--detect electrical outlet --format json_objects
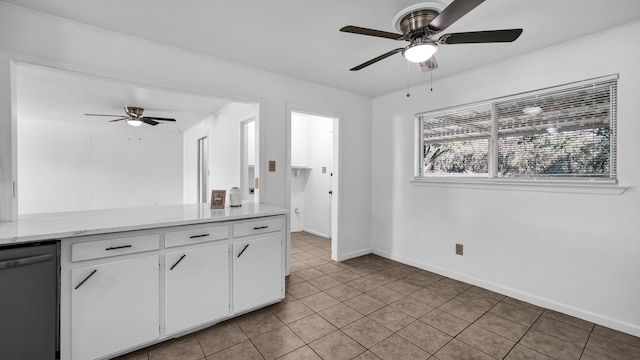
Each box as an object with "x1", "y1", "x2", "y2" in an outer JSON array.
[
  {"x1": 455, "y1": 243, "x2": 463, "y2": 256},
  {"x1": 269, "y1": 160, "x2": 276, "y2": 172}
]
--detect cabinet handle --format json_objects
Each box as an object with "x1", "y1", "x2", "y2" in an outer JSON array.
[
  {"x1": 189, "y1": 234, "x2": 210, "y2": 239},
  {"x1": 253, "y1": 226, "x2": 269, "y2": 230},
  {"x1": 170, "y1": 254, "x2": 186, "y2": 270},
  {"x1": 0, "y1": 254, "x2": 52, "y2": 271},
  {"x1": 105, "y1": 245, "x2": 132, "y2": 251},
  {"x1": 75, "y1": 269, "x2": 97, "y2": 290},
  {"x1": 237, "y1": 244, "x2": 250, "y2": 258}
]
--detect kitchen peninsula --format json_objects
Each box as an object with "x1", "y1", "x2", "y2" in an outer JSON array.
[{"x1": 0, "y1": 203, "x2": 288, "y2": 360}]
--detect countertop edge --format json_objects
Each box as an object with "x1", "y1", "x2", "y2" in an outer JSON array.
[{"x1": 0, "y1": 204, "x2": 288, "y2": 246}]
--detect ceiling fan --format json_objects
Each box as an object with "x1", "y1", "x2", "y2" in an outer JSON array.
[
  {"x1": 340, "y1": 0, "x2": 523, "y2": 72},
  {"x1": 85, "y1": 106, "x2": 177, "y2": 126}
]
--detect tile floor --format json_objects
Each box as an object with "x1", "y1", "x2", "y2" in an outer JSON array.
[{"x1": 116, "y1": 232, "x2": 640, "y2": 360}]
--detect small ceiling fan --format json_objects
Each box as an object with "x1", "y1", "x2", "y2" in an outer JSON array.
[
  {"x1": 340, "y1": 0, "x2": 523, "y2": 72},
  {"x1": 85, "y1": 106, "x2": 177, "y2": 126}
]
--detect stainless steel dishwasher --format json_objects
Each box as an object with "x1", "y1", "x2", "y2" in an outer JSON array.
[{"x1": 0, "y1": 242, "x2": 59, "y2": 360}]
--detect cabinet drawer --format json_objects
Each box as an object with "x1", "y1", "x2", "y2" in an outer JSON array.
[
  {"x1": 165, "y1": 224, "x2": 229, "y2": 248},
  {"x1": 71, "y1": 234, "x2": 160, "y2": 262},
  {"x1": 233, "y1": 217, "x2": 282, "y2": 238}
]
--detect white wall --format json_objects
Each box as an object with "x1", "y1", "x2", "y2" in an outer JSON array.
[
  {"x1": 210, "y1": 102, "x2": 255, "y2": 193},
  {"x1": 183, "y1": 114, "x2": 210, "y2": 204},
  {"x1": 18, "y1": 116, "x2": 182, "y2": 214},
  {"x1": 0, "y1": 5, "x2": 372, "y2": 259},
  {"x1": 290, "y1": 171, "x2": 309, "y2": 232},
  {"x1": 291, "y1": 114, "x2": 310, "y2": 231},
  {"x1": 290, "y1": 113, "x2": 332, "y2": 237},
  {"x1": 183, "y1": 102, "x2": 255, "y2": 204},
  {"x1": 291, "y1": 115, "x2": 310, "y2": 167},
  {"x1": 305, "y1": 116, "x2": 332, "y2": 237},
  {"x1": 371, "y1": 22, "x2": 640, "y2": 336}
]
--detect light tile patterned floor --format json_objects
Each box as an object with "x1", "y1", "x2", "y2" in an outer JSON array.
[{"x1": 116, "y1": 232, "x2": 640, "y2": 360}]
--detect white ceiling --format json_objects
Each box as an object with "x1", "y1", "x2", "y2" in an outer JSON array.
[
  {"x1": 4, "y1": 0, "x2": 640, "y2": 98},
  {"x1": 16, "y1": 64, "x2": 231, "y2": 131}
]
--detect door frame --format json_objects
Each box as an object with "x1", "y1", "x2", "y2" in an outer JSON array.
[
  {"x1": 239, "y1": 117, "x2": 255, "y2": 202},
  {"x1": 285, "y1": 105, "x2": 341, "y2": 262},
  {"x1": 196, "y1": 136, "x2": 209, "y2": 203}
]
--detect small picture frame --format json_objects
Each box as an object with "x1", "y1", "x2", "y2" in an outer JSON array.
[{"x1": 210, "y1": 190, "x2": 226, "y2": 209}]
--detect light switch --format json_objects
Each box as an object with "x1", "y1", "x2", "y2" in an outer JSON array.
[
  {"x1": 269, "y1": 160, "x2": 276, "y2": 172},
  {"x1": 322, "y1": 166, "x2": 327, "y2": 174}
]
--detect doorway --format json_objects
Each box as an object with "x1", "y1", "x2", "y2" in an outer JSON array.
[
  {"x1": 288, "y1": 110, "x2": 339, "y2": 261},
  {"x1": 240, "y1": 119, "x2": 256, "y2": 203}
]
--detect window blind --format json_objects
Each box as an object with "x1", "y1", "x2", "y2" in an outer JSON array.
[{"x1": 416, "y1": 75, "x2": 618, "y2": 179}]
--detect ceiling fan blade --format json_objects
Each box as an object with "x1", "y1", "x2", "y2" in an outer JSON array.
[
  {"x1": 107, "y1": 117, "x2": 129, "y2": 122},
  {"x1": 428, "y1": 0, "x2": 485, "y2": 32},
  {"x1": 142, "y1": 119, "x2": 159, "y2": 126},
  {"x1": 340, "y1": 25, "x2": 404, "y2": 40},
  {"x1": 350, "y1": 48, "x2": 404, "y2": 71},
  {"x1": 420, "y1": 56, "x2": 439, "y2": 72},
  {"x1": 85, "y1": 113, "x2": 126, "y2": 117},
  {"x1": 439, "y1": 29, "x2": 523, "y2": 44},
  {"x1": 142, "y1": 116, "x2": 176, "y2": 122}
]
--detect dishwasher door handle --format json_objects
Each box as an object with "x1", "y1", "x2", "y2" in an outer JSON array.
[{"x1": 0, "y1": 253, "x2": 53, "y2": 271}]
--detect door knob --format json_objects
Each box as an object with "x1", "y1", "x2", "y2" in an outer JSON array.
[{"x1": 328, "y1": 190, "x2": 333, "y2": 195}]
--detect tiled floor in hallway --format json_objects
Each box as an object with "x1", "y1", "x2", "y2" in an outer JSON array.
[{"x1": 116, "y1": 232, "x2": 640, "y2": 360}]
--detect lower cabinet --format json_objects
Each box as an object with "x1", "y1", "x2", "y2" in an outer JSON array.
[
  {"x1": 165, "y1": 244, "x2": 230, "y2": 335},
  {"x1": 233, "y1": 234, "x2": 283, "y2": 313},
  {"x1": 61, "y1": 214, "x2": 285, "y2": 360},
  {"x1": 70, "y1": 255, "x2": 160, "y2": 360}
]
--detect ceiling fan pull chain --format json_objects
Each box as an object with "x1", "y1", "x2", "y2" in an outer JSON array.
[
  {"x1": 406, "y1": 60, "x2": 411, "y2": 98},
  {"x1": 430, "y1": 70, "x2": 433, "y2": 92}
]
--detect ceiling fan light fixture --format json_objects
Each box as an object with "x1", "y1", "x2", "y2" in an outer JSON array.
[
  {"x1": 127, "y1": 119, "x2": 143, "y2": 127},
  {"x1": 403, "y1": 41, "x2": 439, "y2": 63}
]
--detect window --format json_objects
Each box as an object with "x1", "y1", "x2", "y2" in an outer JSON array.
[{"x1": 417, "y1": 75, "x2": 618, "y2": 183}]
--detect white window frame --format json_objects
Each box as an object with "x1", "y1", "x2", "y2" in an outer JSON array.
[{"x1": 412, "y1": 75, "x2": 628, "y2": 195}]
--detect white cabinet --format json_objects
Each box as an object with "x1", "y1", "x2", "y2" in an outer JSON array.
[
  {"x1": 165, "y1": 244, "x2": 230, "y2": 335},
  {"x1": 70, "y1": 255, "x2": 159, "y2": 360},
  {"x1": 233, "y1": 234, "x2": 283, "y2": 313},
  {"x1": 60, "y1": 214, "x2": 285, "y2": 360}
]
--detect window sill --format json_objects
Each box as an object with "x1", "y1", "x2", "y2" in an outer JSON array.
[{"x1": 411, "y1": 177, "x2": 630, "y2": 195}]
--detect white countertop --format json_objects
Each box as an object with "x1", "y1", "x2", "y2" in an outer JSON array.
[{"x1": 0, "y1": 203, "x2": 288, "y2": 246}]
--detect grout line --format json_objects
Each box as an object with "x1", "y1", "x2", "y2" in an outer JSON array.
[
  {"x1": 579, "y1": 329, "x2": 594, "y2": 360},
  {"x1": 121, "y1": 232, "x2": 639, "y2": 360}
]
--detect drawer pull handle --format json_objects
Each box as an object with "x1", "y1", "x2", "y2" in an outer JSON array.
[
  {"x1": 75, "y1": 269, "x2": 97, "y2": 290},
  {"x1": 170, "y1": 254, "x2": 186, "y2": 270},
  {"x1": 0, "y1": 254, "x2": 52, "y2": 271},
  {"x1": 253, "y1": 226, "x2": 269, "y2": 230},
  {"x1": 105, "y1": 245, "x2": 132, "y2": 251},
  {"x1": 189, "y1": 234, "x2": 210, "y2": 239},
  {"x1": 237, "y1": 244, "x2": 250, "y2": 258}
]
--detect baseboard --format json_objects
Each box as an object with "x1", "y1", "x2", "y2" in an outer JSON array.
[
  {"x1": 338, "y1": 247, "x2": 372, "y2": 262},
  {"x1": 302, "y1": 228, "x2": 330, "y2": 239},
  {"x1": 372, "y1": 248, "x2": 640, "y2": 337}
]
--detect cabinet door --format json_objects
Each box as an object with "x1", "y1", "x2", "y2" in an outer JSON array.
[
  {"x1": 71, "y1": 255, "x2": 159, "y2": 360},
  {"x1": 233, "y1": 235, "x2": 282, "y2": 313},
  {"x1": 165, "y1": 244, "x2": 230, "y2": 335}
]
